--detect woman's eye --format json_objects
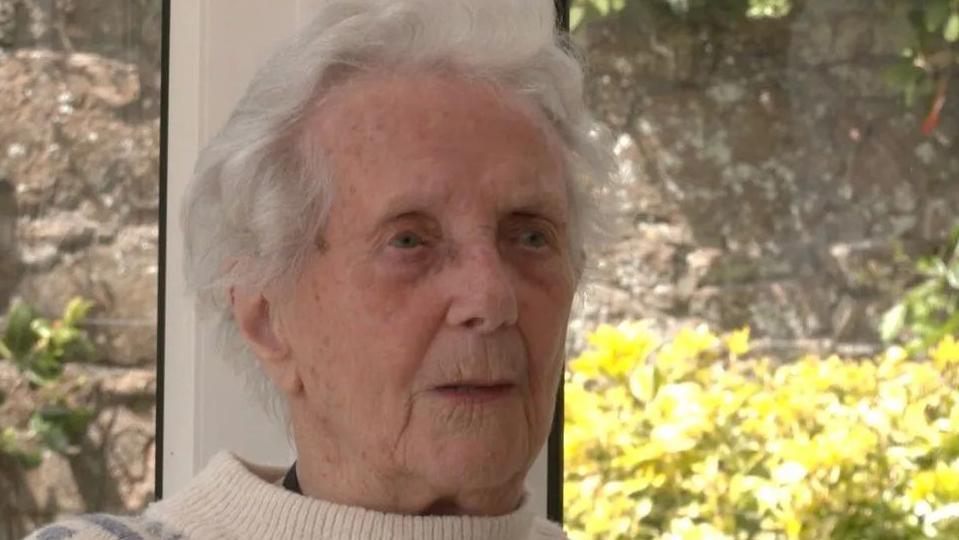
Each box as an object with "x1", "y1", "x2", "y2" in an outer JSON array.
[
  {"x1": 518, "y1": 230, "x2": 549, "y2": 249},
  {"x1": 388, "y1": 232, "x2": 425, "y2": 249}
]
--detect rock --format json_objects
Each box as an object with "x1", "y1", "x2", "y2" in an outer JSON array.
[
  {"x1": 65, "y1": 52, "x2": 140, "y2": 108},
  {"x1": 18, "y1": 243, "x2": 57, "y2": 271},
  {"x1": 93, "y1": 406, "x2": 155, "y2": 510},
  {"x1": 19, "y1": 212, "x2": 97, "y2": 252},
  {"x1": 96, "y1": 368, "x2": 155, "y2": 402}
]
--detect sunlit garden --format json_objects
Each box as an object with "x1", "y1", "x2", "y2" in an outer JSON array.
[
  {"x1": 566, "y1": 325, "x2": 959, "y2": 538},
  {"x1": 564, "y1": 0, "x2": 959, "y2": 537}
]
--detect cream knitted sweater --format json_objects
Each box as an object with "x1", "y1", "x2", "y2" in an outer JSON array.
[{"x1": 26, "y1": 452, "x2": 568, "y2": 540}]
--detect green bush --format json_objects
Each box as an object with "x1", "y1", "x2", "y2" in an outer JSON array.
[
  {"x1": 564, "y1": 322, "x2": 959, "y2": 539},
  {"x1": 881, "y1": 225, "x2": 959, "y2": 353},
  {"x1": 0, "y1": 298, "x2": 96, "y2": 467}
]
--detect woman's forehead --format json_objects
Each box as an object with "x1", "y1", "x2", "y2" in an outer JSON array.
[
  {"x1": 306, "y1": 68, "x2": 564, "y2": 160},
  {"x1": 303, "y1": 69, "x2": 569, "y2": 218}
]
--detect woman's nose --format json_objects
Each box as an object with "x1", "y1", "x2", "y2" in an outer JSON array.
[{"x1": 444, "y1": 244, "x2": 519, "y2": 333}]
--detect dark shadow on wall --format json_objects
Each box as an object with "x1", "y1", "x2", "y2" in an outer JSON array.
[{"x1": 0, "y1": 179, "x2": 20, "y2": 311}]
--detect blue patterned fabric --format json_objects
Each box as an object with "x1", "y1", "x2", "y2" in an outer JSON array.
[
  {"x1": 34, "y1": 526, "x2": 76, "y2": 540},
  {"x1": 83, "y1": 514, "x2": 143, "y2": 540},
  {"x1": 26, "y1": 514, "x2": 185, "y2": 540}
]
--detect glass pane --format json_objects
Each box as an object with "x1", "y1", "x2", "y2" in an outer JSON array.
[
  {"x1": 0, "y1": 1, "x2": 162, "y2": 537},
  {"x1": 565, "y1": 1, "x2": 959, "y2": 538}
]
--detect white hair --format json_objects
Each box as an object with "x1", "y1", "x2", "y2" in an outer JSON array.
[{"x1": 181, "y1": 0, "x2": 618, "y2": 414}]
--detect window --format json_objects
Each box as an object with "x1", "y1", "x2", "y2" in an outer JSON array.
[
  {"x1": 5, "y1": 1, "x2": 955, "y2": 538},
  {"x1": 563, "y1": 1, "x2": 959, "y2": 538},
  {"x1": 0, "y1": 1, "x2": 162, "y2": 537}
]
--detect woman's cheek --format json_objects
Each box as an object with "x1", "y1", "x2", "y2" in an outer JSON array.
[
  {"x1": 376, "y1": 248, "x2": 439, "y2": 283},
  {"x1": 506, "y1": 244, "x2": 574, "y2": 293}
]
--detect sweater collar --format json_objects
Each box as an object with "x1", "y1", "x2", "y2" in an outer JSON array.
[{"x1": 152, "y1": 451, "x2": 538, "y2": 540}]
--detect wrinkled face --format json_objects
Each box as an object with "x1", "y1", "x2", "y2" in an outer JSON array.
[{"x1": 278, "y1": 70, "x2": 575, "y2": 501}]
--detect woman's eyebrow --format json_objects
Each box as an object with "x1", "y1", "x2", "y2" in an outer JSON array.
[
  {"x1": 372, "y1": 194, "x2": 442, "y2": 226},
  {"x1": 506, "y1": 192, "x2": 568, "y2": 222}
]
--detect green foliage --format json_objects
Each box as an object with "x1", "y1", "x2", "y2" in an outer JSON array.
[
  {"x1": 1, "y1": 298, "x2": 95, "y2": 386},
  {"x1": 915, "y1": 0, "x2": 959, "y2": 44},
  {"x1": 0, "y1": 298, "x2": 96, "y2": 468},
  {"x1": 881, "y1": 225, "x2": 959, "y2": 352},
  {"x1": 29, "y1": 404, "x2": 94, "y2": 454},
  {"x1": 565, "y1": 322, "x2": 959, "y2": 539},
  {"x1": 883, "y1": 0, "x2": 959, "y2": 118},
  {"x1": 883, "y1": 60, "x2": 930, "y2": 108},
  {"x1": 745, "y1": 0, "x2": 789, "y2": 19},
  {"x1": 2, "y1": 302, "x2": 40, "y2": 361},
  {"x1": 0, "y1": 428, "x2": 43, "y2": 469},
  {"x1": 570, "y1": 0, "x2": 629, "y2": 32}
]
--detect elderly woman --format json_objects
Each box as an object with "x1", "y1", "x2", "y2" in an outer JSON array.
[{"x1": 29, "y1": 0, "x2": 611, "y2": 538}]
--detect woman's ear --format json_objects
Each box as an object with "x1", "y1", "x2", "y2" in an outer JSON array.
[{"x1": 229, "y1": 284, "x2": 301, "y2": 395}]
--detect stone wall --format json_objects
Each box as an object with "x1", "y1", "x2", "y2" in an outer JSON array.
[
  {"x1": 571, "y1": 0, "x2": 959, "y2": 358},
  {"x1": 0, "y1": 1, "x2": 160, "y2": 537}
]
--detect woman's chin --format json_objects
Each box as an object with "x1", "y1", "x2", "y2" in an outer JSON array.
[
  {"x1": 415, "y1": 429, "x2": 531, "y2": 496},
  {"x1": 416, "y1": 455, "x2": 528, "y2": 516}
]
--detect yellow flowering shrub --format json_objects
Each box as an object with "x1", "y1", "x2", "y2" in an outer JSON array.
[{"x1": 565, "y1": 322, "x2": 959, "y2": 539}]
